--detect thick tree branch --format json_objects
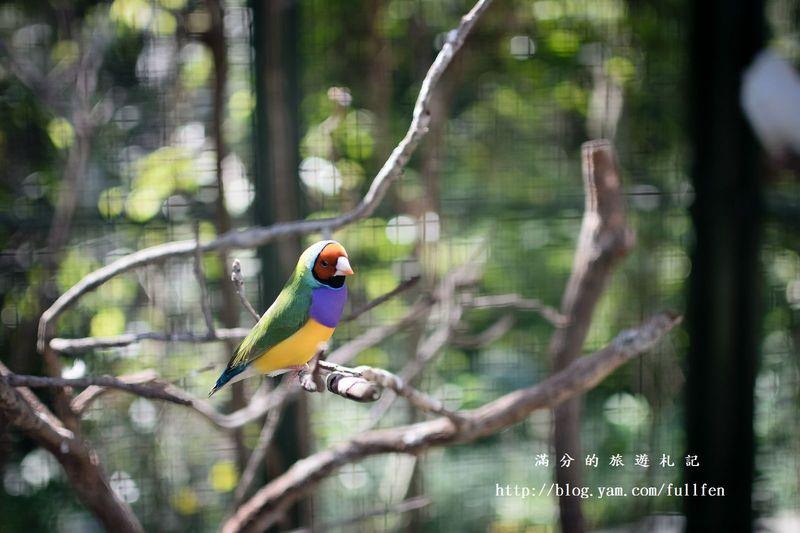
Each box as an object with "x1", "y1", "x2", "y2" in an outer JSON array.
[
  {"x1": 36, "y1": 0, "x2": 495, "y2": 354},
  {"x1": 224, "y1": 312, "x2": 680, "y2": 532},
  {"x1": 0, "y1": 364, "x2": 143, "y2": 532},
  {"x1": 550, "y1": 140, "x2": 634, "y2": 533}
]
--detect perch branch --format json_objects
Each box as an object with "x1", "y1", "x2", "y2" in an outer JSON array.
[
  {"x1": 297, "y1": 350, "x2": 326, "y2": 393},
  {"x1": 52, "y1": 299, "x2": 430, "y2": 431},
  {"x1": 225, "y1": 312, "x2": 680, "y2": 532},
  {"x1": 36, "y1": 0, "x2": 494, "y2": 354}
]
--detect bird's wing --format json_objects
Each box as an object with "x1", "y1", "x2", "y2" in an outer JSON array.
[{"x1": 228, "y1": 283, "x2": 312, "y2": 369}]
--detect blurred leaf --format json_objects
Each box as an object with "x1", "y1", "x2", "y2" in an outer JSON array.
[
  {"x1": 90, "y1": 307, "x2": 126, "y2": 337},
  {"x1": 180, "y1": 44, "x2": 212, "y2": 89},
  {"x1": 208, "y1": 461, "x2": 238, "y2": 493},
  {"x1": 46, "y1": 117, "x2": 74, "y2": 150},
  {"x1": 98, "y1": 187, "x2": 126, "y2": 218},
  {"x1": 547, "y1": 29, "x2": 580, "y2": 57},
  {"x1": 171, "y1": 486, "x2": 199, "y2": 515}
]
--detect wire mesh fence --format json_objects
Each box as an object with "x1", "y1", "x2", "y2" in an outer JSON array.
[{"x1": 0, "y1": 0, "x2": 798, "y2": 531}]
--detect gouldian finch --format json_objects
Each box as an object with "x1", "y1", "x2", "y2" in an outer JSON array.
[{"x1": 209, "y1": 240, "x2": 354, "y2": 396}]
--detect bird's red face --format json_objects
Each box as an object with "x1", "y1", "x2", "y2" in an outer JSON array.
[{"x1": 313, "y1": 243, "x2": 354, "y2": 283}]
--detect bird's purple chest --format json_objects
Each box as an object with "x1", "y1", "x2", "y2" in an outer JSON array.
[{"x1": 309, "y1": 286, "x2": 348, "y2": 328}]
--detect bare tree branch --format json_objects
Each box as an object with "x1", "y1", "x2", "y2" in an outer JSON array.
[
  {"x1": 550, "y1": 140, "x2": 634, "y2": 533},
  {"x1": 286, "y1": 496, "x2": 431, "y2": 533},
  {"x1": 50, "y1": 328, "x2": 251, "y2": 354},
  {"x1": 0, "y1": 364, "x2": 143, "y2": 532},
  {"x1": 36, "y1": 0, "x2": 495, "y2": 354},
  {"x1": 50, "y1": 297, "x2": 434, "y2": 431},
  {"x1": 6, "y1": 373, "x2": 194, "y2": 407},
  {"x1": 224, "y1": 312, "x2": 680, "y2": 532},
  {"x1": 71, "y1": 369, "x2": 161, "y2": 415}
]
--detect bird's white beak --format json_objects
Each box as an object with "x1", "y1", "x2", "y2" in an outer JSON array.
[{"x1": 335, "y1": 256, "x2": 354, "y2": 276}]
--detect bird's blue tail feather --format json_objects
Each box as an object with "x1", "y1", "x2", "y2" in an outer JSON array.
[{"x1": 208, "y1": 364, "x2": 248, "y2": 397}]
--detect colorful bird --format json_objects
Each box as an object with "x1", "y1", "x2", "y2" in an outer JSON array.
[{"x1": 209, "y1": 240, "x2": 354, "y2": 397}]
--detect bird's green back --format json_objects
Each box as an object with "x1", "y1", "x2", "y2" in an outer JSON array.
[{"x1": 229, "y1": 267, "x2": 313, "y2": 368}]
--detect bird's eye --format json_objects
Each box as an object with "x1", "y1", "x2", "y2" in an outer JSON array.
[{"x1": 320, "y1": 260, "x2": 329, "y2": 267}]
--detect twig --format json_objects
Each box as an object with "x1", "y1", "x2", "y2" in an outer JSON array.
[
  {"x1": 231, "y1": 259, "x2": 261, "y2": 322},
  {"x1": 234, "y1": 381, "x2": 293, "y2": 503},
  {"x1": 6, "y1": 374, "x2": 193, "y2": 407},
  {"x1": 285, "y1": 496, "x2": 431, "y2": 533},
  {"x1": 224, "y1": 312, "x2": 681, "y2": 532},
  {"x1": 299, "y1": 358, "x2": 381, "y2": 402},
  {"x1": 451, "y1": 314, "x2": 516, "y2": 349},
  {"x1": 467, "y1": 293, "x2": 566, "y2": 327},
  {"x1": 342, "y1": 275, "x2": 421, "y2": 322},
  {"x1": 195, "y1": 222, "x2": 216, "y2": 337}
]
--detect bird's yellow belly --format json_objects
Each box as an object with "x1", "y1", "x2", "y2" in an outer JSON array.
[{"x1": 253, "y1": 319, "x2": 334, "y2": 374}]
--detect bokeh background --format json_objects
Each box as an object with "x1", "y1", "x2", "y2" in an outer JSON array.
[{"x1": 0, "y1": 0, "x2": 798, "y2": 531}]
